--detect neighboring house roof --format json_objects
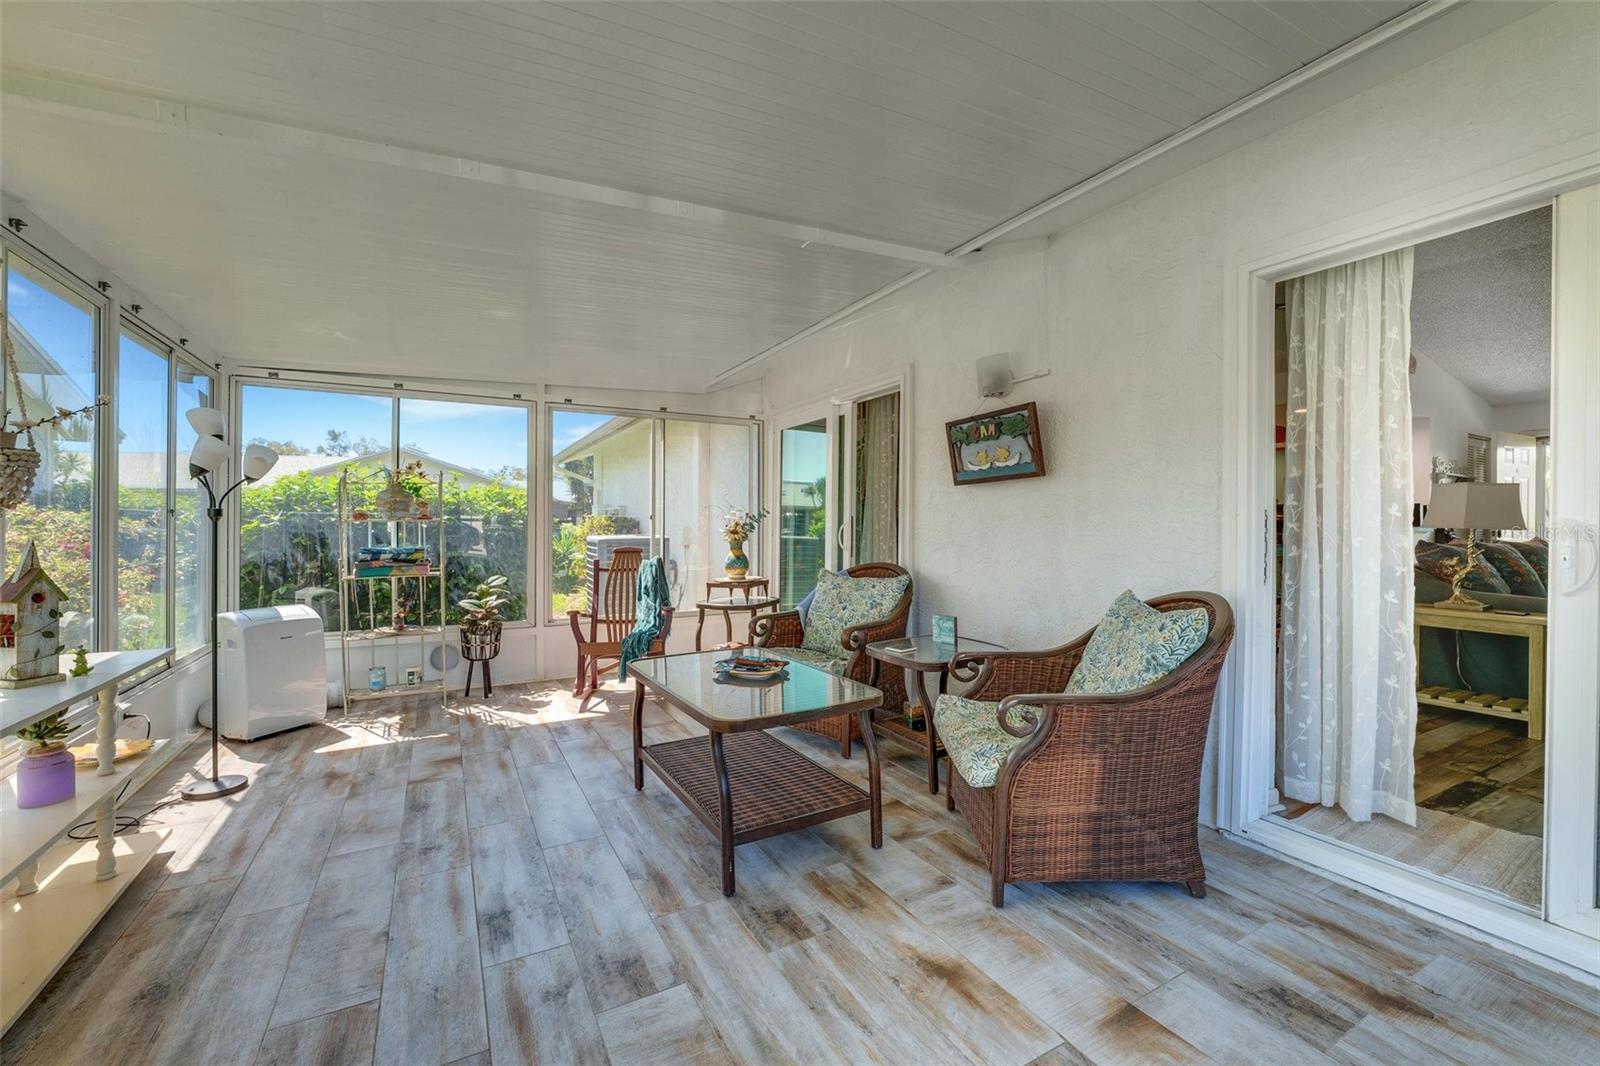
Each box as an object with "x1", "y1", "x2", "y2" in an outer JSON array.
[
  {"x1": 6, "y1": 320, "x2": 94, "y2": 413},
  {"x1": 247, "y1": 446, "x2": 519, "y2": 487},
  {"x1": 552, "y1": 416, "x2": 639, "y2": 465},
  {"x1": 780, "y1": 479, "x2": 824, "y2": 510}
]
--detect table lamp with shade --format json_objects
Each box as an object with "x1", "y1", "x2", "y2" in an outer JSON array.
[
  {"x1": 182, "y1": 407, "x2": 278, "y2": 800},
  {"x1": 1424, "y1": 481, "x2": 1527, "y2": 612}
]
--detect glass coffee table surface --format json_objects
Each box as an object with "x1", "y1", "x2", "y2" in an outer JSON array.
[
  {"x1": 628, "y1": 650, "x2": 881, "y2": 731},
  {"x1": 867, "y1": 634, "x2": 1006, "y2": 668}
]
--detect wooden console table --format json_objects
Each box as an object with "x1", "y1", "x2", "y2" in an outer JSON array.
[{"x1": 1414, "y1": 606, "x2": 1545, "y2": 740}]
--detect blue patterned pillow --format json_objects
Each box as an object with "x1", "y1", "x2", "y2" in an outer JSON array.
[
  {"x1": 1065, "y1": 591, "x2": 1210, "y2": 695},
  {"x1": 801, "y1": 569, "x2": 910, "y2": 656}
]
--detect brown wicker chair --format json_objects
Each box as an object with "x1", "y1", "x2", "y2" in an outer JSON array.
[
  {"x1": 749, "y1": 563, "x2": 912, "y2": 756},
  {"x1": 567, "y1": 547, "x2": 673, "y2": 698},
  {"x1": 943, "y1": 592, "x2": 1233, "y2": 907}
]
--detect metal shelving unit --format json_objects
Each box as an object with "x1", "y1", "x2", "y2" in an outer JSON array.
[{"x1": 337, "y1": 468, "x2": 448, "y2": 712}]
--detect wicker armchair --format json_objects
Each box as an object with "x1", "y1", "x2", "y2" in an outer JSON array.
[
  {"x1": 749, "y1": 563, "x2": 912, "y2": 756},
  {"x1": 943, "y1": 592, "x2": 1233, "y2": 907}
]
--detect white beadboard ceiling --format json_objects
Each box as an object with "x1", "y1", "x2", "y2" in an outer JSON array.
[{"x1": 0, "y1": 0, "x2": 1421, "y2": 392}]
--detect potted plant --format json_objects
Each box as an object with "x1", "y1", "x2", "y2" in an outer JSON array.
[
  {"x1": 459, "y1": 574, "x2": 509, "y2": 660},
  {"x1": 16, "y1": 711, "x2": 76, "y2": 808},
  {"x1": 459, "y1": 575, "x2": 509, "y2": 698},
  {"x1": 719, "y1": 507, "x2": 768, "y2": 579}
]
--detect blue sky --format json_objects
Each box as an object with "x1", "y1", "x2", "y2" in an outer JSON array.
[{"x1": 242, "y1": 386, "x2": 529, "y2": 474}]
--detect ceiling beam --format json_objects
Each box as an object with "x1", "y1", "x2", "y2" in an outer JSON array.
[{"x1": 1, "y1": 68, "x2": 959, "y2": 271}]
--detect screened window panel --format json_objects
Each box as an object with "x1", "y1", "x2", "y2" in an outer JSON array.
[{"x1": 4, "y1": 256, "x2": 97, "y2": 649}]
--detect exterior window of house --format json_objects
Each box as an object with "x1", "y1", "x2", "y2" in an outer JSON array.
[
  {"x1": 3, "y1": 255, "x2": 98, "y2": 649},
  {"x1": 117, "y1": 328, "x2": 170, "y2": 650},
  {"x1": 398, "y1": 397, "x2": 529, "y2": 624},
  {"x1": 238, "y1": 383, "x2": 395, "y2": 630},
  {"x1": 174, "y1": 363, "x2": 214, "y2": 657}
]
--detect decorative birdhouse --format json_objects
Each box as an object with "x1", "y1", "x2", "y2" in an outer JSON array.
[{"x1": 0, "y1": 540, "x2": 67, "y2": 688}]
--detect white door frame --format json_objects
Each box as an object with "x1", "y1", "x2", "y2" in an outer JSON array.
[
  {"x1": 1217, "y1": 151, "x2": 1600, "y2": 971},
  {"x1": 1545, "y1": 184, "x2": 1600, "y2": 940},
  {"x1": 768, "y1": 399, "x2": 841, "y2": 599},
  {"x1": 766, "y1": 366, "x2": 915, "y2": 584}
]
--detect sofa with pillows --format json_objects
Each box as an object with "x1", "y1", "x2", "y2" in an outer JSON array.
[{"x1": 1413, "y1": 538, "x2": 1548, "y2": 699}]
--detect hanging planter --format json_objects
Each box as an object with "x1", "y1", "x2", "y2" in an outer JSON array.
[
  {"x1": 2, "y1": 295, "x2": 103, "y2": 511},
  {"x1": 0, "y1": 429, "x2": 41, "y2": 510}
]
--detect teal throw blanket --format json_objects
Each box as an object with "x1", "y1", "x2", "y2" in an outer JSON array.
[{"x1": 618, "y1": 556, "x2": 670, "y2": 681}]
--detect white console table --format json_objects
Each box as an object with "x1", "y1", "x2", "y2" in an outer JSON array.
[{"x1": 1, "y1": 649, "x2": 173, "y2": 1032}]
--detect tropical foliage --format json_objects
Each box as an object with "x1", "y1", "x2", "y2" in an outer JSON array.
[{"x1": 238, "y1": 470, "x2": 529, "y2": 629}]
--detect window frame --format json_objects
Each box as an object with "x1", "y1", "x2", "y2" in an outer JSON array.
[
  {"x1": 229, "y1": 373, "x2": 537, "y2": 634},
  {"x1": 0, "y1": 230, "x2": 225, "y2": 692},
  {"x1": 542, "y1": 402, "x2": 763, "y2": 625},
  {"x1": 3, "y1": 238, "x2": 108, "y2": 652}
]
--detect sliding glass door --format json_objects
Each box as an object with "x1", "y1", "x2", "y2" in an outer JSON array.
[
  {"x1": 772, "y1": 388, "x2": 904, "y2": 609},
  {"x1": 776, "y1": 413, "x2": 832, "y2": 608}
]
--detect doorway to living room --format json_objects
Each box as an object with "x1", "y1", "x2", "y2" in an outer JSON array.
[{"x1": 1269, "y1": 207, "x2": 1554, "y2": 909}]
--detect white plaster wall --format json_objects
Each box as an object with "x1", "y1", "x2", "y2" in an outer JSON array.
[
  {"x1": 1411, "y1": 349, "x2": 1495, "y2": 467},
  {"x1": 1492, "y1": 399, "x2": 1552, "y2": 435},
  {"x1": 760, "y1": 4, "x2": 1599, "y2": 818}
]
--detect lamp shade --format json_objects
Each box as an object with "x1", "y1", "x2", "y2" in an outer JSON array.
[
  {"x1": 188, "y1": 435, "x2": 229, "y2": 476},
  {"x1": 185, "y1": 407, "x2": 227, "y2": 439},
  {"x1": 242, "y1": 444, "x2": 279, "y2": 482},
  {"x1": 1425, "y1": 481, "x2": 1527, "y2": 531}
]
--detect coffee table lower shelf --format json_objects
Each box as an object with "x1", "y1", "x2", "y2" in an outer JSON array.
[{"x1": 640, "y1": 732, "x2": 870, "y2": 850}]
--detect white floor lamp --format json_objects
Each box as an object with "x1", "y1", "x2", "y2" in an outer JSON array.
[{"x1": 182, "y1": 407, "x2": 278, "y2": 801}]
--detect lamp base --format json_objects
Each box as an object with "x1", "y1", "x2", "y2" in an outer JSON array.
[
  {"x1": 1431, "y1": 597, "x2": 1491, "y2": 612},
  {"x1": 182, "y1": 774, "x2": 249, "y2": 801}
]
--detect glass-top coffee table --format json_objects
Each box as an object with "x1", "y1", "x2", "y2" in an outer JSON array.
[
  {"x1": 628, "y1": 649, "x2": 884, "y2": 895},
  {"x1": 865, "y1": 634, "x2": 1006, "y2": 794}
]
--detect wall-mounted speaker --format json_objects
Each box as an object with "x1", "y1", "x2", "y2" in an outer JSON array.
[{"x1": 976, "y1": 352, "x2": 1014, "y2": 398}]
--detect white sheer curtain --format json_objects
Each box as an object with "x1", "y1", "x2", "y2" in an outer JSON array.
[{"x1": 1281, "y1": 248, "x2": 1417, "y2": 825}]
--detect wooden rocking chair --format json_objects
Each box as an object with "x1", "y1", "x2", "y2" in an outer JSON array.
[{"x1": 568, "y1": 547, "x2": 673, "y2": 698}]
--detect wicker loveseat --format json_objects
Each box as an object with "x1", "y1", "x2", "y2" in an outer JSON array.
[
  {"x1": 941, "y1": 592, "x2": 1233, "y2": 906},
  {"x1": 749, "y1": 563, "x2": 912, "y2": 756}
]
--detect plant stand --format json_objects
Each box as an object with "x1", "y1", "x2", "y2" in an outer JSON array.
[
  {"x1": 337, "y1": 469, "x2": 448, "y2": 713},
  {"x1": 461, "y1": 621, "x2": 502, "y2": 699}
]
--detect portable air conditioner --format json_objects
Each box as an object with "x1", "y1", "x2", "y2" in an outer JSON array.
[{"x1": 201, "y1": 605, "x2": 327, "y2": 740}]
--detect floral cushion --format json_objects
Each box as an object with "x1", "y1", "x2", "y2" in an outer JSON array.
[
  {"x1": 934, "y1": 694, "x2": 1040, "y2": 788},
  {"x1": 1502, "y1": 540, "x2": 1548, "y2": 586},
  {"x1": 800, "y1": 569, "x2": 910, "y2": 657},
  {"x1": 778, "y1": 646, "x2": 847, "y2": 676},
  {"x1": 1414, "y1": 542, "x2": 1510, "y2": 594},
  {"x1": 1065, "y1": 590, "x2": 1210, "y2": 695},
  {"x1": 1477, "y1": 543, "x2": 1546, "y2": 596}
]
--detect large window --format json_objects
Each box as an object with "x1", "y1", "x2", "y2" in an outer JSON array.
[
  {"x1": 2, "y1": 243, "x2": 215, "y2": 665},
  {"x1": 238, "y1": 384, "x2": 394, "y2": 630},
  {"x1": 399, "y1": 397, "x2": 529, "y2": 625},
  {"x1": 238, "y1": 383, "x2": 530, "y2": 629},
  {"x1": 174, "y1": 364, "x2": 214, "y2": 657},
  {"x1": 3, "y1": 255, "x2": 98, "y2": 649},
  {"x1": 117, "y1": 328, "x2": 170, "y2": 650},
  {"x1": 549, "y1": 408, "x2": 759, "y2": 621},
  {"x1": 551, "y1": 409, "x2": 652, "y2": 618}
]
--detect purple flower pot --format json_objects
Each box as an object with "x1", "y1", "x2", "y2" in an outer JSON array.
[{"x1": 17, "y1": 745, "x2": 76, "y2": 808}]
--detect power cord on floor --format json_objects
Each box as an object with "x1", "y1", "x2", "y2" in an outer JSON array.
[{"x1": 64, "y1": 711, "x2": 186, "y2": 840}]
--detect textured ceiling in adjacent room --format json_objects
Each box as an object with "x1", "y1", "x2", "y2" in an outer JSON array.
[{"x1": 1411, "y1": 206, "x2": 1552, "y2": 406}]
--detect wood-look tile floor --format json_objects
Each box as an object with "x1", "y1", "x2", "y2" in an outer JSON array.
[
  {"x1": 7, "y1": 680, "x2": 1597, "y2": 1066},
  {"x1": 1283, "y1": 708, "x2": 1546, "y2": 908}
]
